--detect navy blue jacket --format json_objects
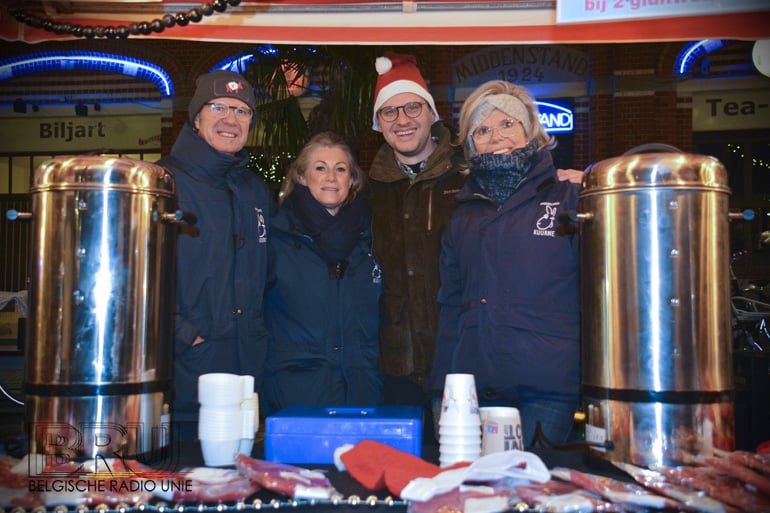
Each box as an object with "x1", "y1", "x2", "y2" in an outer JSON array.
[
  {"x1": 429, "y1": 149, "x2": 580, "y2": 405},
  {"x1": 263, "y1": 198, "x2": 384, "y2": 414},
  {"x1": 158, "y1": 123, "x2": 275, "y2": 422}
]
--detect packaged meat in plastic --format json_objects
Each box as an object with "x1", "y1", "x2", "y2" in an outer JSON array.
[
  {"x1": 151, "y1": 466, "x2": 259, "y2": 503},
  {"x1": 657, "y1": 463, "x2": 770, "y2": 512},
  {"x1": 551, "y1": 467, "x2": 681, "y2": 511},
  {"x1": 516, "y1": 479, "x2": 632, "y2": 513},
  {"x1": 614, "y1": 461, "x2": 735, "y2": 513},
  {"x1": 235, "y1": 454, "x2": 338, "y2": 500}
]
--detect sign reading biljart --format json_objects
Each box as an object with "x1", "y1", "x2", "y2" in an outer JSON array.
[{"x1": 0, "y1": 114, "x2": 161, "y2": 153}]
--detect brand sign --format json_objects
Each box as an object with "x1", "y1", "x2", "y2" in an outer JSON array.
[
  {"x1": 537, "y1": 100, "x2": 574, "y2": 134},
  {"x1": 0, "y1": 114, "x2": 161, "y2": 153},
  {"x1": 692, "y1": 89, "x2": 770, "y2": 131},
  {"x1": 556, "y1": 0, "x2": 767, "y2": 24}
]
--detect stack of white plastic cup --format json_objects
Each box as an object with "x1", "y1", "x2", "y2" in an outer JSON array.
[
  {"x1": 198, "y1": 373, "x2": 258, "y2": 466},
  {"x1": 437, "y1": 373, "x2": 481, "y2": 467}
]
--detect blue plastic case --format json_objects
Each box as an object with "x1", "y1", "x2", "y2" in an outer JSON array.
[{"x1": 264, "y1": 406, "x2": 423, "y2": 464}]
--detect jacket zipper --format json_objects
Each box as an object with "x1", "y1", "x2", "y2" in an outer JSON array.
[{"x1": 427, "y1": 188, "x2": 433, "y2": 232}]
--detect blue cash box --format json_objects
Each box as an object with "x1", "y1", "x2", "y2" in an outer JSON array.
[{"x1": 264, "y1": 406, "x2": 423, "y2": 464}]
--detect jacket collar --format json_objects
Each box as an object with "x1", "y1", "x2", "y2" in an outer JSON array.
[
  {"x1": 168, "y1": 123, "x2": 250, "y2": 187},
  {"x1": 369, "y1": 122, "x2": 460, "y2": 183}
]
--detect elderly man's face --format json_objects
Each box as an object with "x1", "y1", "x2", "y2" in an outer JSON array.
[{"x1": 194, "y1": 97, "x2": 252, "y2": 155}]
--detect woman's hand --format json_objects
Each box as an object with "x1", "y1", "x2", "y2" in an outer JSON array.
[{"x1": 557, "y1": 168, "x2": 584, "y2": 184}]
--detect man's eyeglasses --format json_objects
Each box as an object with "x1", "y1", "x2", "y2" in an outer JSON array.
[
  {"x1": 377, "y1": 101, "x2": 425, "y2": 123},
  {"x1": 206, "y1": 102, "x2": 253, "y2": 121},
  {"x1": 471, "y1": 118, "x2": 521, "y2": 145}
]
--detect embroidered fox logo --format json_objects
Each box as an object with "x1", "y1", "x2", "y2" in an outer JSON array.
[{"x1": 536, "y1": 204, "x2": 557, "y2": 231}]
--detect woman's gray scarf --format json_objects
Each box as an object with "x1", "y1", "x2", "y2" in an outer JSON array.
[{"x1": 469, "y1": 142, "x2": 537, "y2": 207}]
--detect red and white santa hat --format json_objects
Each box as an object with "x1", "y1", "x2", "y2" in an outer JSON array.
[{"x1": 372, "y1": 52, "x2": 440, "y2": 131}]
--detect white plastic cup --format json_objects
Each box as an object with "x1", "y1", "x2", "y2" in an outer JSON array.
[
  {"x1": 241, "y1": 375, "x2": 255, "y2": 399},
  {"x1": 238, "y1": 437, "x2": 254, "y2": 457},
  {"x1": 240, "y1": 392, "x2": 259, "y2": 438},
  {"x1": 198, "y1": 373, "x2": 244, "y2": 407},
  {"x1": 439, "y1": 445, "x2": 481, "y2": 456},
  {"x1": 438, "y1": 374, "x2": 481, "y2": 464},
  {"x1": 438, "y1": 373, "x2": 480, "y2": 427},
  {"x1": 438, "y1": 434, "x2": 484, "y2": 446},
  {"x1": 439, "y1": 424, "x2": 483, "y2": 436},
  {"x1": 480, "y1": 406, "x2": 524, "y2": 456},
  {"x1": 236, "y1": 392, "x2": 259, "y2": 457},
  {"x1": 200, "y1": 438, "x2": 241, "y2": 467},
  {"x1": 198, "y1": 406, "x2": 243, "y2": 440},
  {"x1": 439, "y1": 447, "x2": 481, "y2": 467}
]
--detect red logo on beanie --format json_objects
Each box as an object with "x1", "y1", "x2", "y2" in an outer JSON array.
[{"x1": 225, "y1": 81, "x2": 244, "y2": 94}]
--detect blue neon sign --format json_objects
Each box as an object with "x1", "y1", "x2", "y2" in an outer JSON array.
[
  {"x1": 0, "y1": 52, "x2": 173, "y2": 97},
  {"x1": 536, "y1": 100, "x2": 573, "y2": 134}
]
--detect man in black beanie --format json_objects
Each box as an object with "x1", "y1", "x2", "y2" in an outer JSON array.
[{"x1": 158, "y1": 70, "x2": 275, "y2": 441}]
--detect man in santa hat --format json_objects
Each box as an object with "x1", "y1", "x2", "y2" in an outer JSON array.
[{"x1": 366, "y1": 52, "x2": 468, "y2": 433}]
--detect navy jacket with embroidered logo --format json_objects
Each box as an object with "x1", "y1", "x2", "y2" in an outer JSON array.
[
  {"x1": 263, "y1": 199, "x2": 384, "y2": 414},
  {"x1": 158, "y1": 122, "x2": 275, "y2": 423},
  {"x1": 429, "y1": 148, "x2": 580, "y2": 404}
]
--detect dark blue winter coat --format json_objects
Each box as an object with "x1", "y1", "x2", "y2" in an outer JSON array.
[
  {"x1": 429, "y1": 149, "x2": 580, "y2": 405},
  {"x1": 158, "y1": 123, "x2": 275, "y2": 424},
  {"x1": 263, "y1": 197, "x2": 384, "y2": 414}
]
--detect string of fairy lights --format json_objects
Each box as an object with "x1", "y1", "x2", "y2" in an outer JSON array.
[
  {"x1": 7, "y1": 0, "x2": 241, "y2": 39},
  {"x1": 249, "y1": 151, "x2": 296, "y2": 184},
  {"x1": 727, "y1": 143, "x2": 770, "y2": 174}
]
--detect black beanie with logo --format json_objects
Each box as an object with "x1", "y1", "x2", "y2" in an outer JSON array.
[{"x1": 188, "y1": 70, "x2": 256, "y2": 124}]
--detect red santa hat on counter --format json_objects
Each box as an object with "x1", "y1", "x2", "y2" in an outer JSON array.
[
  {"x1": 338, "y1": 440, "x2": 469, "y2": 496},
  {"x1": 372, "y1": 52, "x2": 440, "y2": 132}
]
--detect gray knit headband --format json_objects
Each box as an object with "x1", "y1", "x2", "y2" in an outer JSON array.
[
  {"x1": 468, "y1": 94, "x2": 531, "y2": 140},
  {"x1": 466, "y1": 94, "x2": 532, "y2": 157}
]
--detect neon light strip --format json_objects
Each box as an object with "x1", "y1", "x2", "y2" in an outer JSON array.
[
  {"x1": 214, "y1": 54, "x2": 256, "y2": 72},
  {"x1": 675, "y1": 39, "x2": 725, "y2": 75},
  {"x1": 0, "y1": 52, "x2": 173, "y2": 96}
]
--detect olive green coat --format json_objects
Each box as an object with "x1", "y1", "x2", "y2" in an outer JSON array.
[{"x1": 366, "y1": 122, "x2": 467, "y2": 386}]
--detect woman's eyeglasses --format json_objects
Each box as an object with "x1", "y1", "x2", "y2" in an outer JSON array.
[
  {"x1": 471, "y1": 118, "x2": 520, "y2": 144},
  {"x1": 206, "y1": 102, "x2": 253, "y2": 121},
  {"x1": 377, "y1": 101, "x2": 425, "y2": 122}
]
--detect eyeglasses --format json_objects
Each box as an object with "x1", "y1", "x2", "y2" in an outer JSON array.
[
  {"x1": 471, "y1": 118, "x2": 521, "y2": 145},
  {"x1": 205, "y1": 102, "x2": 253, "y2": 121},
  {"x1": 377, "y1": 101, "x2": 425, "y2": 122}
]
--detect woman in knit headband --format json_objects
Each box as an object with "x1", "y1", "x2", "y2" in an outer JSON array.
[{"x1": 429, "y1": 80, "x2": 582, "y2": 447}]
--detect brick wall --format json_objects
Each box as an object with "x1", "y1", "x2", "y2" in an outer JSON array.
[{"x1": 0, "y1": 39, "x2": 747, "y2": 170}]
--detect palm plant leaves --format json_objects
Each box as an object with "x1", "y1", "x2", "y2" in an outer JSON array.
[{"x1": 239, "y1": 45, "x2": 387, "y2": 181}]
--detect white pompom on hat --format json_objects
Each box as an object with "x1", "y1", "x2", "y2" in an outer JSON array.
[{"x1": 372, "y1": 52, "x2": 440, "y2": 132}]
